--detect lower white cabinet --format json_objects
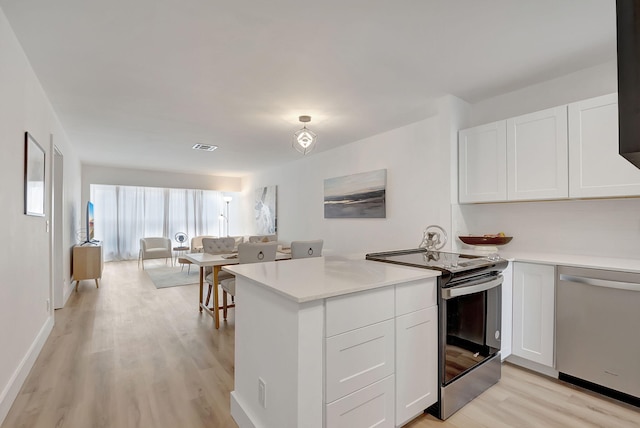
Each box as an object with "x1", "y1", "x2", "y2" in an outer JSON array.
[
  {"x1": 324, "y1": 278, "x2": 438, "y2": 428},
  {"x1": 326, "y1": 375, "x2": 395, "y2": 428},
  {"x1": 395, "y1": 306, "x2": 438, "y2": 426},
  {"x1": 325, "y1": 320, "x2": 395, "y2": 403},
  {"x1": 512, "y1": 262, "x2": 555, "y2": 367},
  {"x1": 501, "y1": 262, "x2": 513, "y2": 360}
]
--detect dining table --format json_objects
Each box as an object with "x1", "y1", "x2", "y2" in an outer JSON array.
[{"x1": 183, "y1": 250, "x2": 291, "y2": 328}]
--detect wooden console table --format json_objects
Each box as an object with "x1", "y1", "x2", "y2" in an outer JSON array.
[{"x1": 72, "y1": 243, "x2": 103, "y2": 291}]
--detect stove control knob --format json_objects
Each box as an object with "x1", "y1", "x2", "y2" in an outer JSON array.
[{"x1": 495, "y1": 330, "x2": 500, "y2": 340}]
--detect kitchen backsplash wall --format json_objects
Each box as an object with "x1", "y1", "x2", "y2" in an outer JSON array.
[{"x1": 454, "y1": 198, "x2": 640, "y2": 259}]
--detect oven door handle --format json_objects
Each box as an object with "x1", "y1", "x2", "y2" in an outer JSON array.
[{"x1": 442, "y1": 275, "x2": 503, "y2": 299}]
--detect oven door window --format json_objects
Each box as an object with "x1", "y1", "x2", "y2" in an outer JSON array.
[{"x1": 444, "y1": 286, "x2": 500, "y2": 384}]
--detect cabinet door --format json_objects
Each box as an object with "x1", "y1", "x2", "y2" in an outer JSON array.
[
  {"x1": 500, "y1": 262, "x2": 513, "y2": 360},
  {"x1": 325, "y1": 375, "x2": 394, "y2": 428},
  {"x1": 568, "y1": 93, "x2": 640, "y2": 198},
  {"x1": 73, "y1": 245, "x2": 103, "y2": 280},
  {"x1": 507, "y1": 107, "x2": 568, "y2": 200},
  {"x1": 458, "y1": 121, "x2": 507, "y2": 203},
  {"x1": 325, "y1": 320, "x2": 395, "y2": 403},
  {"x1": 395, "y1": 306, "x2": 438, "y2": 427},
  {"x1": 512, "y1": 263, "x2": 555, "y2": 367}
]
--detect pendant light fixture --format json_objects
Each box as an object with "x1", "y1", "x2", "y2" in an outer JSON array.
[{"x1": 292, "y1": 115, "x2": 317, "y2": 155}]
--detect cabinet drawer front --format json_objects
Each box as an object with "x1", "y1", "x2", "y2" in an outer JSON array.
[
  {"x1": 395, "y1": 307, "x2": 438, "y2": 426},
  {"x1": 326, "y1": 375, "x2": 394, "y2": 428},
  {"x1": 395, "y1": 278, "x2": 437, "y2": 316},
  {"x1": 326, "y1": 320, "x2": 395, "y2": 403},
  {"x1": 325, "y1": 286, "x2": 394, "y2": 337}
]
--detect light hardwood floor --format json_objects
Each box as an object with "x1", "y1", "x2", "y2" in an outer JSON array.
[{"x1": 3, "y1": 260, "x2": 639, "y2": 428}]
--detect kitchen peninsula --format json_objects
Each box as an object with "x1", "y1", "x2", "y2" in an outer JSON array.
[{"x1": 223, "y1": 256, "x2": 440, "y2": 428}]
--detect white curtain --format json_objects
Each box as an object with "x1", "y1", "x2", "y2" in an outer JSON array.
[{"x1": 91, "y1": 184, "x2": 225, "y2": 261}]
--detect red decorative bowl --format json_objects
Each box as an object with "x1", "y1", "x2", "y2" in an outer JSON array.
[{"x1": 458, "y1": 236, "x2": 513, "y2": 246}]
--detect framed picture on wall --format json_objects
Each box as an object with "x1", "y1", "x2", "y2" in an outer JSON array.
[
  {"x1": 324, "y1": 169, "x2": 387, "y2": 218},
  {"x1": 255, "y1": 185, "x2": 277, "y2": 234},
  {"x1": 24, "y1": 132, "x2": 46, "y2": 217}
]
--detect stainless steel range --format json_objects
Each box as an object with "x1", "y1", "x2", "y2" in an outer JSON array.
[{"x1": 366, "y1": 248, "x2": 508, "y2": 420}]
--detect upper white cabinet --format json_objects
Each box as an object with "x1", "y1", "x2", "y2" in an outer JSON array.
[
  {"x1": 568, "y1": 93, "x2": 640, "y2": 198},
  {"x1": 459, "y1": 107, "x2": 568, "y2": 204},
  {"x1": 458, "y1": 121, "x2": 507, "y2": 203},
  {"x1": 506, "y1": 107, "x2": 569, "y2": 200},
  {"x1": 511, "y1": 262, "x2": 555, "y2": 368},
  {"x1": 459, "y1": 93, "x2": 640, "y2": 203}
]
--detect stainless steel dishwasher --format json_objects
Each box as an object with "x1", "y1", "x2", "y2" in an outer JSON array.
[{"x1": 556, "y1": 266, "x2": 640, "y2": 405}]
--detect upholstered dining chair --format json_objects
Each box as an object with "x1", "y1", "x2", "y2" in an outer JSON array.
[
  {"x1": 202, "y1": 237, "x2": 236, "y2": 307},
  {"x1": 138, "y1": 237, "x2": 172, "y2": 269},
  {"x1": 178, "y1": 235, "x2": 217, "y2": 273},
  {"x1": 219, "y1": 242, "x2": 278, "y2": 321},
  {"x1": 291, "y1": 239, "x2": 324, "y2": 259}
]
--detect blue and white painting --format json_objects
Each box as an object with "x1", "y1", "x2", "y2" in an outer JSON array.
[{"x1": 324, "y1": 169, "x2": 386, "y2": 218}]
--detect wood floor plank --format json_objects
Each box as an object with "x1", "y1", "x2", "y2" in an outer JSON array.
[{"x1": 2, "y1": 260, "x2": 639, "y2": 428}]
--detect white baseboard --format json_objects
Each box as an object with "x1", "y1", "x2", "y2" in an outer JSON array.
[
  {"x1": 0, "y1": 316, "x2": 54, "y2": 426},
  {"x1": 231, "y1": 391, "x2": 260, "y2": 428}
]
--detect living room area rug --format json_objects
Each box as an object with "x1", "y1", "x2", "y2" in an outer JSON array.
[{"x1": 145, "y1": 266, "x2": 200, "y2": 289}]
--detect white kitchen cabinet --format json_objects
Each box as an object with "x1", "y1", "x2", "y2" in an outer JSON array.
[
  {"x1": 458, "y1": 121, "x2": 507, "y2": 203},
  {"x1": 506, "y1": 106, "x2": 568, "y2": 200},
  {"x1": 326, "y1": 375, "x2": 395, "y2": 428},
  {"x1": 568, "y1": 93, "x2": 640, "y2": 198},
  {"x1": 500, "y1": 261, "x2": 513, "y2": 360},
  {"x1": 395, "y1": 306, "x2": 438, "y2": 427},
  {"x1": 325, "y1": 277, "x2": 438, "y2": 428},
  {"x1": 325, "y1": 320, "x2": 395, "y2": 403},
  {"x1": 512, "y1": 262, "x2": 555, "y2": 367}
]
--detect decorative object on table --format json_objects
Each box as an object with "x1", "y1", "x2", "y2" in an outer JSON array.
[
  {"x1": 24, "y1": 132, "x2": 46, "y2": 216},
  {"x1": 292, "y1": 115, "x2": 317, "y2": 155},
  {"x1": 458, "y1": 234, "x2": 513, "y2": 246},
  {"x1": 458, "y1": 233, "x2": 512, "y2": 256},
  {"x1": 254, "y1": 185, "x2": 277, "y2": 234},
  {"x1": 174, "y1": 232, "x2": 189, "y2": 247},
  {"x1": 419, "y1": 225, "x2": 448, "y2": 251},
  {"x1": 324, "y1": 169, "x2": 387, "y2": 218},
  {"x1": 248, "y1": 234, "x2": 277, "y2": 243}
]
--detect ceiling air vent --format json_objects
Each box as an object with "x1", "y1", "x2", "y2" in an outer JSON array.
[{"x1": 192, "y1": 143, "x2": 218, "y2": 152}]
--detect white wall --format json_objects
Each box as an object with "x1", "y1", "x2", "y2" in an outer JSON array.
[
  {"x1": 468, "y1": 60, "x2": 618, "y2": 127},
  {"x1": 240, "y1": 96, "x2": 463, "y2": 256},
  {"x1": 82, "y1": 164, "x2": 241, "y2": 203},
  {"x1": 0, "y1": 7, "x2": 82, "y2": 425},
  {"x1": 456, "y1": 59, "x2": 640, "y2": 259}
]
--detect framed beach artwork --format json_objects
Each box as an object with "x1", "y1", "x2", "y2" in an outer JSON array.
[
  {"x1": 324, "y1": 169, "x2": 387, "y2": 218},
  {"x1": 255, "y1": 185, "x2": 277, "y2": 234},
  {"x1": 24, "y1": 132, "x2": 46, "y2": 217}
]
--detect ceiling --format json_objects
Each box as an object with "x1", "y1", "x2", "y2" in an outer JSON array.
[{"x1": 1, "y1": 0, "x2": 616, "y2": 177}]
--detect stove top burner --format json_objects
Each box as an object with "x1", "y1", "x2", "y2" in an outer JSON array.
[{"x1": 365, "y1": 248, "x2": 507, "y2": 285}]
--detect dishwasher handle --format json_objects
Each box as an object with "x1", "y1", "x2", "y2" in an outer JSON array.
[{"x1": 559, "y1": 274, "x2": 640, "y2": 292}]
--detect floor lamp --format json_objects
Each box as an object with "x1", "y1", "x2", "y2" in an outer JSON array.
[{"x1": 223, "y1": 196, "x2": 232, "y2": 237}]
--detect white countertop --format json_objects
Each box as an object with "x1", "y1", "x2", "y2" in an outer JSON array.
[
  {"x1": 458, "y1": 247, "x2": 640, "y2": 273},
  {"x1": 498, "y1": 251, "x2": 640, "y2": 273},
  {"x1": 223, "y1": 256, "x2": 439, "y2": 303}
]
